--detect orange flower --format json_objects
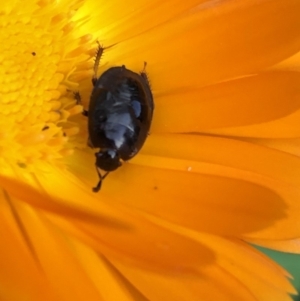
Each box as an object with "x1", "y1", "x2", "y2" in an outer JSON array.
[{"x1": 1, "y1": 0, "x2": 300, "y2": 300}]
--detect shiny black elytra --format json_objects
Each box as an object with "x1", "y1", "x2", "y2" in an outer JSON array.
[{"x1": 81, "y1": 44, "x2": 154, "y2": 192}]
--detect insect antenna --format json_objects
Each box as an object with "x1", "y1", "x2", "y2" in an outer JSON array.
[
  {"x1": 92, "y1": 167, "x2": 109, "y2": 192},
  {"x1": 92, "y1": 41, "x2": 116, "y2": 86},
  {"x1": 92, "y1": 41, "x2": 105, "y2": 85}
]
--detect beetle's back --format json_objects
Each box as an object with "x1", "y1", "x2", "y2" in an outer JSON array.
[{"x1": 88, "y1": 66, "x2": 153, "y2": 160}]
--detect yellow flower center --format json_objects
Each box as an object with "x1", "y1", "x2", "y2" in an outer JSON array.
[{"x1": 0, "y1": 0, "x2": 95, "y2": 172}]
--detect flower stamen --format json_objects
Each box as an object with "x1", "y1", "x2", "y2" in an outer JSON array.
[{"x1": 0, "y1": 0, "x2": 97, "y2": 172}]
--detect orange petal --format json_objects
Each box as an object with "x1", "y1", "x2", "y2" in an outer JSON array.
[
  {"x1": 195, "y1": 234, "x2": 296, "y2": 300},
  {"x1": 88, "y1": 0, "x2": 300, "y2": 89},
  {"x1": 142, "y1": 219, "x2": 296, "y2": 301},
  {"x1": 247, "y1": 238, "x2": 300, "y2": 254},
  {"x1": 204, "y1": 109, "x2": 300, "y2": 138},
  {"x1": 69, "y1": 149, "x2": 285, "y2": 236},
  {"x1": 109, "y1": 257, "x2": 259, "y2": 301},
  {"x1": 141, "y1": 134, "x2": 300, "y2": 187},
  {"x1": 107, "y1": 160, "x2": 287, "y2": 236},
  {"x1": 80, "y1": 0, "x2": 206, "y2": 41},
  {"x1": 70, "y1": 135, "x2": 300, "y2": 240},
  {"x1": 69, "y1": 239, "x2": 150, "y2": 301},
  {"x1": 19, "y1": 165, "x2": 215, "y2": 273},
  {"x1": 0, "y1": 173, "x2": 128, "y2": 229},
  {"x1": 130, "y1": 135, "x2": 300, "y2": 239},
  {"x1": 73, "y1": 210, "x2": 215, "y2": 273},
  {"x1": 238, "y1": 138, "x2": 300, "y2": 157},
  {"x1": 48, "y1": 210, "x2": 215, "y2": 273},
  {"x1": 272, "y1": 51, "x2": 300, "y2": 72},
  {"x1": 0, "y1": 193, "x2": 57, "y2": 301},
  {"x1": 2, "y1": 198, "x2": 105, "y2": 301},
  {"x1": 151, "y1": 71, "x2": 300, "y2": 133}
]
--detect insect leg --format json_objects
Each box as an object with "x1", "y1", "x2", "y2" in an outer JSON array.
[
  {"x1": 140, "y1": 62, "x2": 151, "y2": 88},
  {"x1": 92, "y1": 41, "x2": 105, "y2": 86},
  {"x1": 140, "y1": 61, "x2": 154, "y2": 111},
  {"x1": 73, "y1": 91, "x2": 88, "y2": 116},
  {"x1": 93, "y1": 167, "x2": 109, "y2": 193}
]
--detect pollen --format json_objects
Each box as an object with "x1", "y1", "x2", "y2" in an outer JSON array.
[{"x1": 0, "y1": 0, "x2": 95, "y2": 171}]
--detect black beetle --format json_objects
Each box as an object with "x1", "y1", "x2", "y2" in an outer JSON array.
[{"x1": 78, "y1": 43, "x2": 154, "y2": 192}]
